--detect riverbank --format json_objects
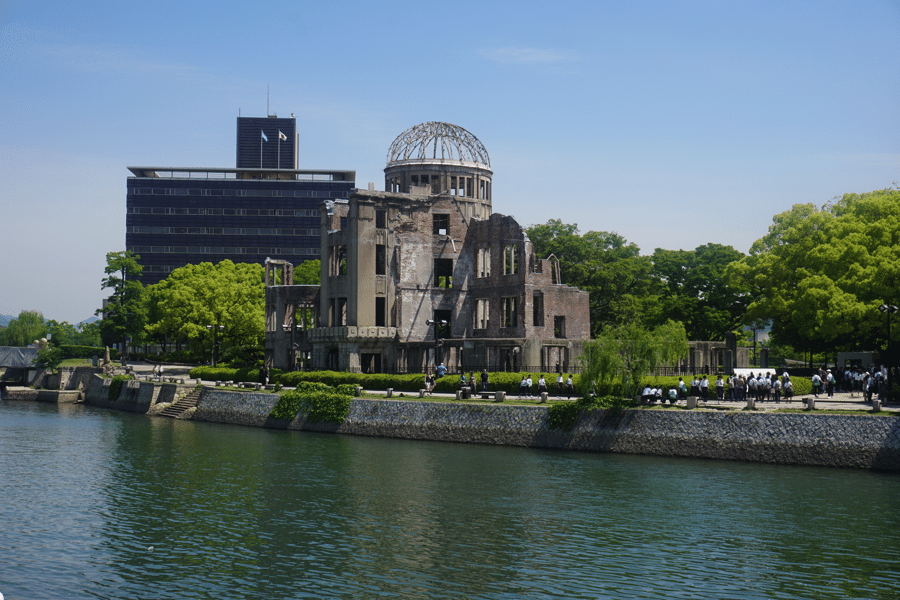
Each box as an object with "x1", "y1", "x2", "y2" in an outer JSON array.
[
  {"x1": 6, "y1": 374, "x2": 899, "y2": 471},
  {"x1": 191, "y1": 390, "x2": 900, "y2": 471}
]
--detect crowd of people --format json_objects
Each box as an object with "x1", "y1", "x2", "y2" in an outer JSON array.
[
  {"x1": 640, "y1": 372, "x2": 796, "y2": 404},
  {"x1": 425, "y1": 362, "x2": 895, "y2": 404}
]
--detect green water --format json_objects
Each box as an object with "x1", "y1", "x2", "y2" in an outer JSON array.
[{"x1": 1, "y1": 400, "x2": 898, "y2": 599}]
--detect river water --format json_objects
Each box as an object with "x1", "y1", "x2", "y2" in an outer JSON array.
[{"x1": 1, "y1": 400, "x2": 898, "y2": 599}]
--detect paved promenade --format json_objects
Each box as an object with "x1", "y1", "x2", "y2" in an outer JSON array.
[{"x1": 121, "y1": 363, "x2": 897, "y2": 413}]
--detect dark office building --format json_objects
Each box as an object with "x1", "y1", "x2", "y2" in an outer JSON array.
[
  {"x1": 126, "y1": 166, "x2": 355, "y2": 286},
  {"x1": 236, "y1": 116, "x2": 298, "y2": 169}
]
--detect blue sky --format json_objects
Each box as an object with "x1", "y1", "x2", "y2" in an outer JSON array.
[{"x1": 2, "y1": 0, "x2": 898, "y2": 324}]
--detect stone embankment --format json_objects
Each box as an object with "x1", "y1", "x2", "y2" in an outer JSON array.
[
  {"x1": 191, "y1": 390, "x2": 900, "y2": 471},
  {"x1": 8, "y1": 375, "x2": 900, "y2": 471}
]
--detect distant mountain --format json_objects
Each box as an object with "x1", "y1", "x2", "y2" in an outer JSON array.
[
  {"x1": 0, "y1": 314, "x2": 14, "y2": 327},
  {"x1": 78, "y1": 316, "x2": 99, "y2": 326}
]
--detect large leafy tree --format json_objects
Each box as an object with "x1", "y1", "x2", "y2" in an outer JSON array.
[
  {"x1": 96, "y1": 251, "x2": 147, "y2": 350},
  {"x1": 294, "y1": 259, "x2": 321, "y2": 285},
  {"x1": 0, "y1": 310, "x2": 48, "y2": 346},
  {"x1": 144, "y1": 260, "x2": 266, "y2": 365},
  {"x1": 727, "y1": 188, "x2": 900, "y2": 356},
  {"x1": 527, "y1": 220, "x2": 655, "y2": 335},
  {"x1": 649, "y1": 243, "x2": 749, "y2": 340}
]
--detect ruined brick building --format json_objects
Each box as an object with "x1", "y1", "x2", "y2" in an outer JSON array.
[{"x1": 265, "y1": 122, "x2": 590, "y2": 373}]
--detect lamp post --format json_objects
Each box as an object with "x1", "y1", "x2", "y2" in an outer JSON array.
[
  {"x1": 878, "y1": 304, "x2": 898, "y2": 402},
  {"x1": 206, "y1": 324, "x2": 224, "y2": 366},
  {"x1": 425, "y1": 319, "x2": 448, "y2": 367}
]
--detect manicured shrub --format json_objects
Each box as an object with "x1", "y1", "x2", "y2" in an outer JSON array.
[
  {"x1": 270, "y1": 386, "x2": 353, "y2": 423},
  {"x1": 546, "y1": 395, "x2": 638, "y2": 431}
]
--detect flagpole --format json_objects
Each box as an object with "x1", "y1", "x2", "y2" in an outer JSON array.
[
  {"x1": 278, "y1": 137, "x2": 281, "y2": 169},
  {"x1": 260, "y1": 130, "x2": 263, "y2": 168}
]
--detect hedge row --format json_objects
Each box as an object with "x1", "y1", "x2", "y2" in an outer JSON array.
[
  {"x1": 189, "y1": 366, "x2": 284, "y2": 383},
  {"x1": 59, "y1": 345, "x2": 119, "y2": 360}
]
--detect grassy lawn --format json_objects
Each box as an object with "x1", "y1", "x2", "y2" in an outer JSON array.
[{"x1": 60, "y1": 358, "x2": 94, "y2": 367}]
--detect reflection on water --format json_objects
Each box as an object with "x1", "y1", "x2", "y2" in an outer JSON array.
[{"x1": 1, "y1": 400, "x2": 898, "y2": 599}]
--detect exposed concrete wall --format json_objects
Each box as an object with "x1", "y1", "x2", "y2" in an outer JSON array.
[{"x1": 82, "y1": 375, "x2": 188, "y2": 413}]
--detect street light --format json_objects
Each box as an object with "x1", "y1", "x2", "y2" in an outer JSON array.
[
  {"x1": 878, "y1": 304, "x2": 898, "y2": 402},
  {"x1": 206, "y1": 324, "x2": 224, "y2": 366}
]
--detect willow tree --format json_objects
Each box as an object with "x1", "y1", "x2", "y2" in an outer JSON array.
[{"x1": 579, "y1": 320, "x2": 689, "y2": 398}]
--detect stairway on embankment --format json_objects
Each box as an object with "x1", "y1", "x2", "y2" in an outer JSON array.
[{"x1": 158, "y1": 387, "x2": 204, "y2": 418}]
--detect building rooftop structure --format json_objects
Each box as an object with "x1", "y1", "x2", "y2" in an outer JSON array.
[{"x1": 124, "y1": 113, "x2": 356, "y2": 286}]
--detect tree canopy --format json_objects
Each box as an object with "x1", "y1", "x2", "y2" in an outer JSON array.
[
  {"x1": 727, "y1": 188, "x2": 900, "y2": 354},
  {"x1": 0, "y1": 310, "x2": 48, "y2": 347},
  {"x1": 144, "y1": 260, "x2": 266, "y2": 365},
  {"x1": 527, "y1": 220, "x2": 654, "y2": 335},
  {"x1": 96, "y1": 251, "x2": 146, "y2": 348},
  {"x1": 649, "y1": 243, "x2": 749, "y2": 341},
  {"x1": 527, "y1": 220, "x2": 748, "y2": 341}
]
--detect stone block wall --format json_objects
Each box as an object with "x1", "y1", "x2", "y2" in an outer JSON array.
[{"x1": 187, "y1": 393, "x2": 900, "y2": 471}]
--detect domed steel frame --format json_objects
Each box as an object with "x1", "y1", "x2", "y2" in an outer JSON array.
[
  {"x1": 384, "y1": 122, "x2": 493, "y2": 213},
  {"x1": 386, "y1": 122, "x2": 491, "y2": 168}
]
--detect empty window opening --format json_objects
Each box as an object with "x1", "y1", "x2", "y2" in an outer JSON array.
[
  {"x1": 433, "y1": 213, "x2": 450, "y2": 235},
  {"x1": 477, "y1": 248, "x2": 491, "y2": 277},
  {"x1": 503, "y1": 297, "x2": 518, "y2": 328},
  {"x1": 375, "y1": 244, "x2": 386, "y2": 275},
  {"x1": 433, "y1": 309, "x2": 452, "y2": 339},
  {"x1": 554, "y1": 316, "x2": 566, "y2": 339},
  {"x1": 330, "y1": 245, "x2": 348, "y2": 277},
  {"x1": 474, "y1": 298, "x2": 490, "y2": 330},
  {"x1": 361, "y1": 353, "x2": 382, "y2": 374},
  {"x1": 337, "y1": 298, "x2": 347, "y2": 326},
  {"x1": 504, "y1": 245, "x2": 519, "y2": 275},
  {"x1": 375, "y1": 209, "x2": 386, "y2": 229},
  {"x1": 375, "y1": 297, "x2": 386, "y2": 327},
  {"x1": 533, "y1": 291, "x2": 544, "y2": 327},
  {"x1": 434, "y1": 258, "x2": 453, "y2": 288}
]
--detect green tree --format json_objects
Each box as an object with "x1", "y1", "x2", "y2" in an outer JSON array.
[
  {"x1": 96, "y1": 251, "x2": 147, "y2": 353},
  {"x1": 527, "y1": 220, "x2": 655, "y2": 335},
  {"x1": 37, "y1": 346, "x2": 64, "y2": 373},
  {"x1": 650, "y1": 244, "x2": 749, "y2": 340},
  {"x1": 74, "y1": 321, "x2": 103, "y2": 347},
  {"x1": 46, "y1": 320, "x2": 80, "y2": 346},
  {"x1": 579, "y1": 320, "x2": 689, "y2": 398},
  {"x1": 144, "y1": 260, "x2": 266, "y2": 365},
  {"x1": 727, "y1": 188, "x2": 900, "y2": 358},
  {"x1": 0, "y1": 310, "x2": 48, "y2": 347},
  {"x1": 294, "y1": 259, "x2": 321, "y2": 285}
]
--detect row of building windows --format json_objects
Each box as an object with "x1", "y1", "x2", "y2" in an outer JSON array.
[
  {"x1": 129, "y1": 188, "x2": 340, "y2": 198},
  {"x1": 129, "y1": 246, "x2": 319, "y2": 256},
  {"x1": 128, "y1": 226, "x2": 319, "y2": 236},
  {"x1": 472, "y1": 295, "x2": 565, "y2": 337},
  {"x1": 128, "y1": 207, "x2": 320, "y2": 217}
]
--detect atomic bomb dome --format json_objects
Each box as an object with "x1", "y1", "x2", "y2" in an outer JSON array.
[
  {"x1": 384, "y1": 122, "x2": 493, "y2": 208},
  {"x1": 386, "y1": 122, "x2": 490, "y2": 168}
]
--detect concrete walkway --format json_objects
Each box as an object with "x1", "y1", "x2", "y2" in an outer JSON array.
[{"x1": 104, "y1": 362, "x2": 900, "y2": 414}]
